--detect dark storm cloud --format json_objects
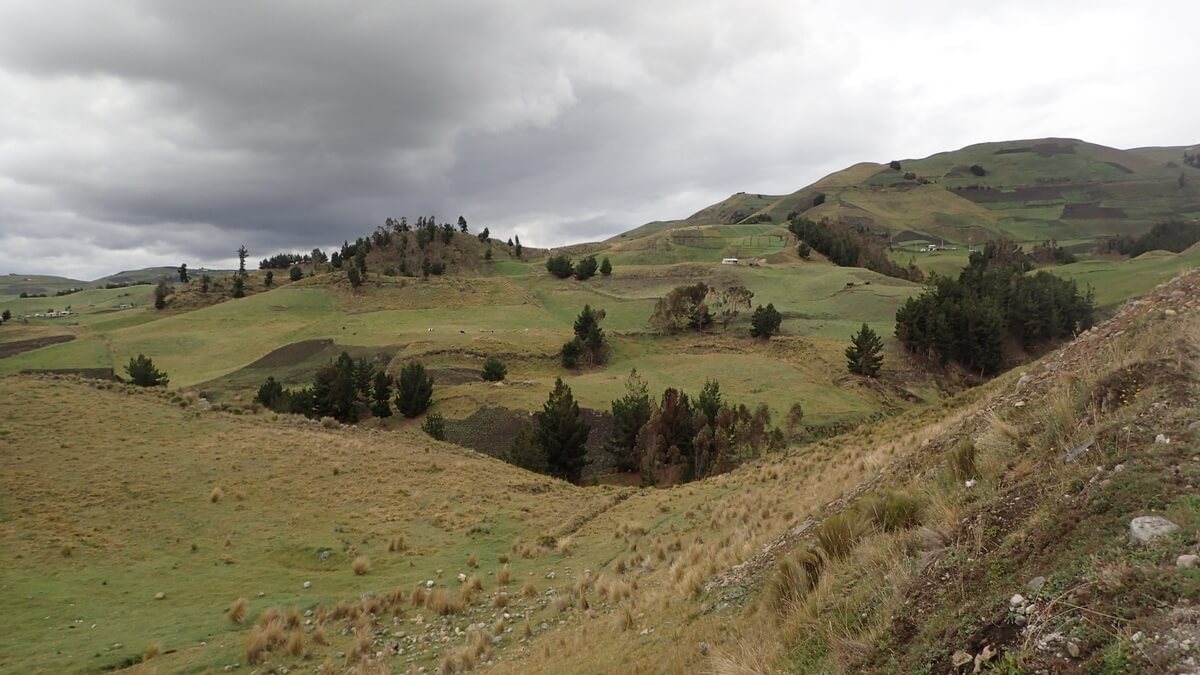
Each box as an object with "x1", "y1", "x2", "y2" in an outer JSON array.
[{"x1": 0, "y1": 0, "x2": 1196, "y2": 278}]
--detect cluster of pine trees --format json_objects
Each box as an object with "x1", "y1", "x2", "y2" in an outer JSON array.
[
  {"x1": 895, "y1": 253, "x2": 1094, "y2": 375},
  {"x1": 255, "y1": 355, "x2": 433, "y2": 423},
  {"x1": 1099, "y1": 220, "x2": 1200, "y2": 257},
  {"x1": 786, "y1": 216, "x2": 923, "y2": 282},
  {"x1": 545, "y1": 254, "x2": 611, "y2": 280},
  {"x1": 608, "y1": 373, "x2": 785, "y2": 485},
  {"x1": 259, "y1": 252, "x2": 311, "y2": 269}
]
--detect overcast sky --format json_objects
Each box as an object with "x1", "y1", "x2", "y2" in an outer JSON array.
[{"x1": 1, "y1": 1, "x2": 1197, "y2": 279}]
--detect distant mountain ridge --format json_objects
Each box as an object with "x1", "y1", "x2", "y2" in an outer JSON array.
[{"x1": 614, "y1": 138, "x2": 1200, "y2": 249}]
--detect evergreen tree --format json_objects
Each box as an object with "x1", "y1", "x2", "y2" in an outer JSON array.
[
  {"x1": 535, "y1": 377, "x2": 591, "y2": 483},
  {"x1": 354, "y1": 247, "x2": 368, "y2": 274},
  {"x1": 749, "y1": 303, "x2": 782, "y2": 338},
  {"x1": 478, "y1": 227, "x2": 490, "y2": 242},
  {"x1": 395, "y1": 362, "x2": 434, "y2": 418},
  {"x1": 331, "y1": 251, "x2": 342, "y2": 269},
  {"x1": 697, "y1": 379, "x2": 722, "y2": 426},
  {"x1": 514, "y1": 235, "x2": 522, "y2": 258},
  {"x1": 845, "y1": 323, "x2": 884, "y2": 377},
  {"x1": 546, "y1": 254, "x2": 574, "y2": 278},
  {"x1": 264, "y1": 270, "x2": 274, "y2": 287},
  {"x1": 505, "y1": 427, "x2": 548, "y2": 473},
  {"x1": 354, "y1": 358, "x2": 375, "y2": 397},
  {"x1": 507, "y1": 237, "x2": 514, "y2": 247},
  {"x1": 200, "y1": 274, "x2": 211, "y2": 293},
  {"x1": 232, "y1": 275, "x2": 245, "y2": 298},
  {"x1": 560, "y1": 338, "x2": 583, "y2": 368},
  {"x1": 484, "y1": 247, "x2": 493, "y2": 261},
  {"x1": 481, "y1": 356, "x2": 507, "y2": 382},
  {"x1": 458, "y1": 215, "x2": 468, "y2": 233},
  {"x1": 256, "y1": 376, "x2": 284, "y2": 408},
  {"x1": 178, "y1": 263, "x2": 189, "y2": 283},
  {"x1": 573, "y1": 255, "x2": 598, "y2": 280},
  {"x1": 562, "y1": 305, "x2": 607, "y2": 366},
  {"x1": 609, "y1": 370, "x2": 652, "y2": 471},
  {"x1": 153, "y1": 279, "x2": 170, "y2": 310},
  {"x1": 1, "y1": 309, "x2": 10, "y2": 323},
  {"x1": 347, "y1": 265, "x2": 363, "y2": 288},
  {"x1": 289, "y1": 265, "x2": 303, "y2": 281},
  {"x1": 370, "y1": 370, "x2": 392, "y2": 418},
  {"x1": 237, "y1": 245, "x2": 248, "y2": 275},
  {"x1": 599, "y1": 257, "x2": 612, "y2": 276},
  {"x1": 125, "y1": 354, "x2": 169, "y2": 387},
  {"x1": 797, "y1": 242, "x2": 812, "y2": 259}
]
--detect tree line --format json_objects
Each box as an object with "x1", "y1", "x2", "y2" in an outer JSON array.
[
  {"x1": 786, "y1": 215, "x2": 923, "y2": 282},
  {"x1": 545, "y1": 254, "x2": 611, "y2": 280},
  {"x1": 1099, "y1": 220, "x2": 1200, "y2": 257}
]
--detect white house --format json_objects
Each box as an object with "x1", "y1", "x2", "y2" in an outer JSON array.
[{"x1": 721, "y1": 258, "x2": 739, "y2": 265}]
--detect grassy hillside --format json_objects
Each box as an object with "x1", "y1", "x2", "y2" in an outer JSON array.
[{"x1": 3, "y1": 270, "x2": 1196, "y2": 674}]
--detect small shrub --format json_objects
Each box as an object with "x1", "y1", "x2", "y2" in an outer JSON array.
[
  {"x1": 492, "y1": 592, "x2": 508, "y2": 608},
  {"x1": 143, "y1": 641, "x2": 162, "y2": 662},
  {"x1": 352, "y1": 555, "x2": 370, "y2": 575},
  {"x1": 311, "y1": 624, "x2": 328, "y2": 645},
  {"x1": 60, "y1": 543, "x2": 73, "y2": 557},
  {"x1": 948, "y1": 439, "x2": 978, "y2": 482},
  {"x1": 498, "y1": 565, "x2": 511, "y2": 585},
  {"x1": 814, "y1": 512, "x2": 870, "y2": 560},
  {"x1": 286, "y1": 631, "x2": 305, "y2": 656},
  {"x1": 422, "y1": 412, "x2": 446, "y2": 440},
  {"x1": 210, "y1": 486, "x2": 223, "y2": 503},
  {"x1": 481, "y1": 356, "x2": 507, "y2": 382},
  {"x1": 521, "y1": 581, "x2": 537, "y2": 598},
  {"x1": 552, "y1": 594, "x2": 571, "y2": 612},
  {"x1": 320, "y1": 416, "x2": 339, "y2": 429}
]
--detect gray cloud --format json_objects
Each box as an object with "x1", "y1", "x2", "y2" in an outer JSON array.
[{"x1": 0, "y1": 0, "x2": 1197, "y2": 278}]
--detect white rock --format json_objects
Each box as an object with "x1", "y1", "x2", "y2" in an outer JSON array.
[
  {"x1": 1155, "y1": 434, "x2": 1171, "y2": 444},
  {"x1": 457, "y1": 573, "x2": 467, "y2": 583},
  {"x1": 425, "y1": 580, "x2": 435, "y2": 589},
  {"x1": 1129, "y1": 516, "x2": 1180, "y2": 544},
  {"x1": 1010, "y1": 594, "x2": 1026, "y2": 607},
  {"x1": 154, "y1": 592, "x2": 166, "y2": 600},
  {"x1": 1177, "y1": 554, "x2": 1200, "y2": 568},
  {"x1": 965, "y1": 479, "x2": 977, "y2": 488},
  {"x1": 302, "y1": 581, "x2": 312, "y2": 589}
]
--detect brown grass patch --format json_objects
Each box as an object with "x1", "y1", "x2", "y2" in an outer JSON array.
[
  {"x1": 228, "y1": 597, "x2": 247, "y2": 624},
  {"x1": 352, "y1": 555, "x2": 371, "y2": 575}
]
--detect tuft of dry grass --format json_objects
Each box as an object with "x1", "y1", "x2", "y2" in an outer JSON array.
[
  {"x1": 492, "y1": 592, "x2": 508, "y2": 609},
  {"x1": 352, "y1": 555, "x2": 370, "y2": 575},
  {"x1": 467, "y1": 552, "x2": 478, "y2": 568},
  {"x1": 387, "y1": 536, "x2": 406, "y2": 552},
  {"x1": 228, "y1": 597, "x2": 247, "y2": 624},
  {"x1": 947, "y1": 439, "x2": 978, "y2": 482},
  {"x1": 498, "y1": 552, "x2": 510, "y2": 564},
  {"x1": 615, "y1": 606, "x2": 635, "y2": 632},
  {"x1": 426, "y1": 588, "x2": 465, "y2": 615},
  {"x1": 497, "y1": 564, "x2": 511, "y2": 586},
  {"x1": 552, "y1": 594, "x2": 571, "y2": 612},
  {"x1": 142, "y1": 641, "x2": 162, "y2": 662},
  {"x1": 209, "y1": 486, "x2": 223, "y2": 503},
  {"x1": 60, "y1": 542, "x2": 73, "y2": 557},
  {"x1": 815, "y1": 512, "x2": 870, "y2": 560},
  {"x1": 858, "y1": 490, "x2": 924, "y2": 532},
  {"x1": 286, "y1": 630, "x2": 305, "y2": 656},
  {"x1": 521, "y1": 581, "x2": 537, "y2": 598},
  {"x1": 311, "y1": 624, "x2": 328, "y2": 645}
]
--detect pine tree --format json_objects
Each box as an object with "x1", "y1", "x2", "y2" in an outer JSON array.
[
  {"x1": 845, "y1": 323, "x2": 884, "y2": 377},
  {"x1": 125, "y1": 354, "x2": 169, "y2": 387},
  {"x1": 599, "y1": 257, "x2": 612, "y2": 276},
  {"x1": 535, "y1": 377, "x2": 591, "y2": 483},
  {"x1": 264, "y1": 270, "x2": 274, "y2": 287},
  {"x1": 347, "y1": 265, "x2": 363, "y2": 288},
  {"x1": 256, "y1": 376, "x2": 284, "y2": 409},
  {"x1": 458, "y1": 215, "x2": 468, "y2": 233},
  {"x1": 371, "y1": 370, "x2": 392, "y2": 418},
  {"x1": 697, "y1": 379, "x2": 722, "y2": 426},
  {"x1": 178, "y1": 263, "x2": 189, "y2": 283},
  {"x1": 353, "y1": 358, "x2": 375, "y2": 397},
  {"x1": 422, "y1": 412, "x2": 446, "y2": 440},
  {"x1": 237, "y1": 245, "x2": 248, "y2": 276},
  {"x1": 200, "y1": 274, "x2": 210, "y2": 293},
  {"x1": 609, "y1": 370, "x2": 651, "y2": 471},
  {"x1": 514, "y1": 235, "x2": 522, "y2": 258},
  {"x1": 749, "y1": 303, "x2": 782, "y2": 338},
  {"x1": 289, "y1": 265, "x2": 303, "y2": 281},
  {"x1": 395, "y1": 362, "x2": 434, "y2": 417},
  {"x1": 232, "y1": 275, "x2": 245, "y2": 298},
  {"x1": 1, "y1": 309, "x2": 10, "y2": 323}
]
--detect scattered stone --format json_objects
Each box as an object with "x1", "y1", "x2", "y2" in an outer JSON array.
[
  {"x1": 965, "y1": 479, "x2": 977, "y2": 489},
  {"x1": 318, "y1": 550, "x2": 331, "y2": 562},
  {"x1": 1156, "y1": 434, "x2": 1171, "y2": 444},
  {"x1": 951, "y1": 650, "x2": 973, "y2": 669},
  {"x1": 1017, "y1": 373, "x2": 1032, "y2": 388},
  {"x1": 425, "y1": 580, "x2": 435, "y2": 589},
  {"x1": 1067, "y1": 641, "x2": 1080, "y2": 658},
  {"x1": 1132, "y1": 631, "x2": 1145, "y2": 643},
  {"x1": 457, "y1": 573, "x2": 467, "y2": 583},
  {"x1": 698, "y1": 642, "x2": 710, "y2": 656},
  {"x1": 112, "y1": 643, "x2": 124, "y2": 650},
  {"x1": 973, "y1": 644, "x2": 996, "y2": 671},
  {"x1": 1014, "y1": 614, "x2": 1027, "y2": 626},
  {"x1": 1010, "y1": 594, "x2": 1026, "y2": 608},
  {"x1": 1165, "y1": 309, "x2": 1178, "y2": 317},
  {"x1": 1065, "y1": 438, "x2": 1093, "y2": 462},
  {"x1": 1026, "y1": 576, "x2": 1047, "y2": 594},
  {"x1": 302, "y1": 581, "x2": 312, "y2": 589},
  {"x1": 257, "y1": 591, "x2": 266, "y2": 597},
  {"x1": 154, "y1": 592, "x2": 166, "y2": 600},
  {"x1": 1177, "y1": 554, "x2": 1200, "y2": 569},
  {"x1": 1129, "y1": 516, "x2": 1180, "y2": 544},
  {"x1": 1014, "y1": 401, "x2": 1026, "y2": 408}
]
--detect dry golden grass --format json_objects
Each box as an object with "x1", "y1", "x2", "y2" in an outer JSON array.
[
  {"x1": 352, "y1": 555, "x2": 371, "y2": 575},
  {"x1": 521, "y1": 581, "x2": 537, "y2": 598},
  {"x1": 209, "y1": 486, "x2": 223, "y2": 503},
  {"x1": 467, "y1": 552, "x2": 478, "y2": 568},
  {"x1": 143, "y1": 641, "x2": 162, "y2": 662},
  {"x1": 312, "y1": 624, "x2": 328, "y2": 646},
  {"x1": 286, "y1": 630, "x2": 305, "y2": 657},
  {"x1": 497, "y1": 564, "x2": 511, "y2": 585}
]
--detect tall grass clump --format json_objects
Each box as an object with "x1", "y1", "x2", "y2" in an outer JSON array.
[
  {"x1": 814, "y1": 512, "x2": 870, "y2": 560},
  {"x1": 228, "y1": 597, "x2": 248, "y2": 624},
  {"x1": 858, "y1": 490, "x2": 924, "y2": 532},
  {"x1": 947, "y1": 439, "x2": 978, "y2": 482},
  {"x1": 766, "y1": 547, "x2": 823, "y2": 614},
  {"x1": 352, "y1": 555, "x2": 370, "y2": 575}
]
